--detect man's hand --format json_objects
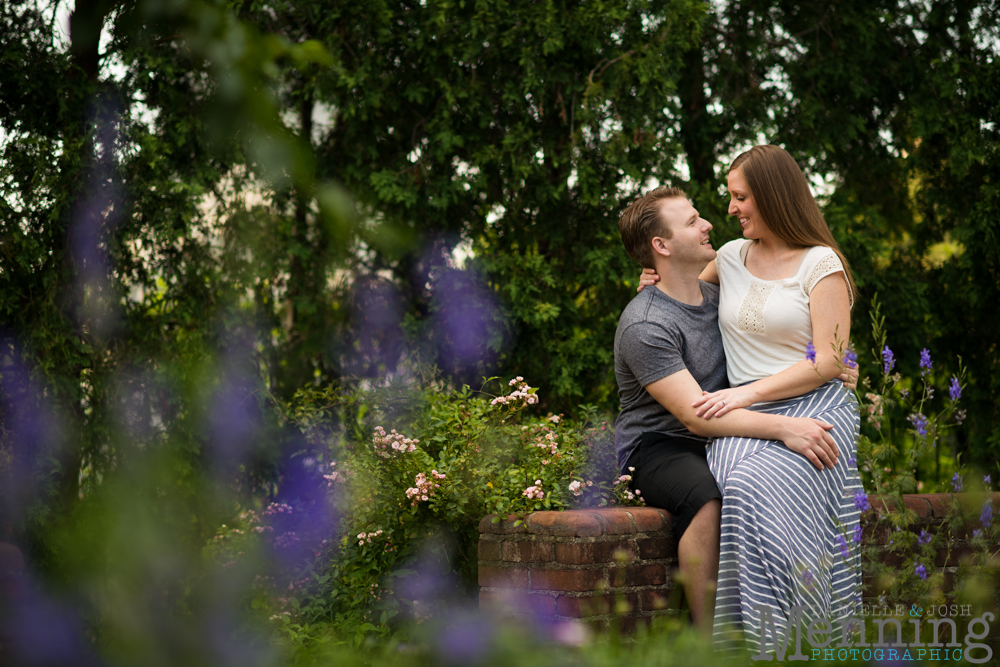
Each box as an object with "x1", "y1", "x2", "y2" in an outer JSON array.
[
  {"x1": 643, "y1": 370, "x2": 841, "y2": 471},
  {"x1": 778, "y1": 416, "x2": 840, "y2": 470},
  {"x1": 839, "y1": 365, "x2": 860, "y2": 391}
]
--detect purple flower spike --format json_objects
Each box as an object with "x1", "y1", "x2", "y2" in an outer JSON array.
[
  {"x1": 852, "y1": 523, "x2": 863, "y2": 544},
  {"x1": 908, "y1": 413, "x2": 928, "y2": 437},
  {"x1": 949, "y1": 377, "x2": 961, "y2": 402},
  {"x1": 805, "y1": 342, "x2": 817, "y2": 364},
  {"x1": 918, "y1": 530, "x2": 931, "y2": 546},
  {"x1": 882, "y1": 346, "x2": 895, "y2": 375},
  {"x1": 951, "y1": 473, "x2": 964, "y2": 493},
  {"x1": 919, "y1": 348, "x2": 932, "y2": 374},
  {"x1": 853, "y1": 490, "x2": 870, "y2": 512},
  {"x1": 915, "y1": 563, "x2": 928, "y2": 580},
  {"x1": 981, "y1": 500, "x2": 994, "y2": 530},
  {"x1": 842, "y1": 348, "x2": 858, "y2": 369}
]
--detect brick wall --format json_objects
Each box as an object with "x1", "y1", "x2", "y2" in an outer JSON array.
[
  {"x1": 479, "y1": 494, "x2": 1000, "y2": 628},
  {"x1": 478, "y1": 507, "x2": 677, "y2": 631}
]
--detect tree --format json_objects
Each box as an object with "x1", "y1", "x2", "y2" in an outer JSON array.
[{"x1": 0, "y1": 0, "x2": 333, "y2": 563}]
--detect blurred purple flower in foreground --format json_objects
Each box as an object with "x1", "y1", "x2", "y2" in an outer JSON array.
[
  {"x1": 805, "y1": 342, "x2": 816, "y2": 364},
  {"x1": 432, "y1": 607, "x2": 496, "y2": 665}
]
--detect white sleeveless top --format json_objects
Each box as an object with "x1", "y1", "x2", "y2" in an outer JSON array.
[{"x1": 716, "y1": 239, "x2": 852, "y2": 387}]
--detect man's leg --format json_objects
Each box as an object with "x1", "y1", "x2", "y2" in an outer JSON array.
[{"x1": 677, "y1": 498, "x2": 720, "y2": 634}]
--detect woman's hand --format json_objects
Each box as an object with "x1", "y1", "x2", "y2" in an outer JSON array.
[
  {"x1": 637, "y1": 268, "x2": 659, "y2": 292},
  {"x1": 692, "y1": 387, "x2": 759, "y2": 419}
]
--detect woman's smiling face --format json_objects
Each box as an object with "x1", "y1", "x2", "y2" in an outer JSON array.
[{"x1": 727, "y1": 167, "x2": 764, "y2": 240}]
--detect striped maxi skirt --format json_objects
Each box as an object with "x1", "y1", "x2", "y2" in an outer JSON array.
[{"x1": 706, "y1": 380, "x2": 864, "y2": 653}]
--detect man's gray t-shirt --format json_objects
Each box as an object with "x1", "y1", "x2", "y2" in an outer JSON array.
[{"x1": 614, "y1": 282, "x2": 728, "y2": 472}]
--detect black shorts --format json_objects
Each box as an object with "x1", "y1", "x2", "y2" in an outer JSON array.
[{"x1": 628, "y1": 432, "x2": 722, "y2": 541}]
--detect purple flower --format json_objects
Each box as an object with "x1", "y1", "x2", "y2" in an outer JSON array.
[
  {"x1": 842, "y1": 348, "x2": 858, "y2": 369},
  {"x1": 909, "y1": 413, "x2": 928, "y2": 437},
  {"x1": 951, "y1": 473, "x2": 964, "y2": 493},
  {"x1": 848, "y1": 456, "x2": 857, "y2": 467},
  {"x1": 915, "y1": 563, "x2": 928, "y2": 580},
  {"x1": 805, "y1": 342, "x2": 817, "y2": 364},
  {"x1": 882, "y1": 346, "x2": 895, "y2": 374},
  {"x1": 836, "y1": 534, "x2": 850, "y2": 559},
  {"x1": 919, "y1": 348, "x2": 932, "y2": 374},
  {"x1": 973, "y1": 528, "x2": 982, "y2": 539},
  {"x1": 918, "y1": 530, "x2": 931, "y2": 546},
  {"x1": 853, "y1": 490, "x2": 870, "y2": 512},
  {"x1": 985, "y1": 475, "x2": 992, "y2": 486},
  {"x1": 981, "y1": 500, "x2": 993, "y2": 530},
  {"x1": 852, "y1": 523, "x2": 863, "y2": 544},
  {"x1": 949, "y1": 377, "x2": 961, "y2": 402},
  {"x1": 802, "y1": 569, "x2": 814, "y2": 586}
]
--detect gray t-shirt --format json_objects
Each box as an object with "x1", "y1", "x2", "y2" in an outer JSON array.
[{"x1": 614, "y1": 282, "x2": 729, "y2": 472}]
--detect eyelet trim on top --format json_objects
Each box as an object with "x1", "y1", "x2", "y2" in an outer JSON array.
[
  {"x1": 737, "y1": 280, "x2": 775, "y2": 334},
  {"x1": 805, "y1": 253, "x2": 853, "y2": 307}
]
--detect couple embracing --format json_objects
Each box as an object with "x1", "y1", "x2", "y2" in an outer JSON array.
[{"x1": 613, "y1": 145, "x2": 864, "y2": 651}]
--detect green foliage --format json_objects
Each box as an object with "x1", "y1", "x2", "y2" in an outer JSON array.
[
  {"x1": 854, "y1": 296, "x2": 972, "y2": 495},
  {"x1": 212, "y1": 372, "x2": 635, "y2": 644}
]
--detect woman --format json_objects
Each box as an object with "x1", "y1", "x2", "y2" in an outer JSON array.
[{"x1": 639, "y1": 145, "x2": 863, "y2": 651}]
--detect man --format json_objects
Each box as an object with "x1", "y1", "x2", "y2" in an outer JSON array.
[{"x1": 614, "y1": 186, "x2": 845, "y2": 633}]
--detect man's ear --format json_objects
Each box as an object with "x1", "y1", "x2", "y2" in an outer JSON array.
[{"x1": 651, "y1": 236, "x2": 670, "y2": 258}]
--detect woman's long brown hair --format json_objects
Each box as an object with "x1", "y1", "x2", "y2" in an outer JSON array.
[{"x1": 730, "y1": 145, "x2": 858, "y2": 305}]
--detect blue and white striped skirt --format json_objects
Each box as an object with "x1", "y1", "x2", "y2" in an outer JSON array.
[{"x1": 707, "y1": 380, "x2": 863, "y2": 653}]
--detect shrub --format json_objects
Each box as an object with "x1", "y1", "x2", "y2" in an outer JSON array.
[{"x1": 208, "y1": 371, "x2": 637, "y2": 646}]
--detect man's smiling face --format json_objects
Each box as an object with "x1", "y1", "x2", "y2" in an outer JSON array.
[{"x1": 656, "y1": 197, "x2": 716, "y2": 267}]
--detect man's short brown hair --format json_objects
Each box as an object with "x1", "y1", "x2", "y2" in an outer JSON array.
[{"x1": 617, "y1": 186, "x2": 687, "y2": 268}]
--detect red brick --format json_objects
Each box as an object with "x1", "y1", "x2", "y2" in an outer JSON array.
[
  {"x1": 609, "y1": 543, "x2": 636, "y2": 563},
  {"x1": 922, "y1": 493, "x2": 961, "y2": 519},
  {"x1": 935, "y1": 545, "x2": 977, "y2": 568},
  {"x1": 554, "y1": 541, "x2": 631, "y2": 565},
  {"x1": 901, "y1": 495, "x2": 933, "y2": 519},
  {"x1": 557, "y1": 594, "x2": 608, "y2": 618},
  {"x1": 531, "y1": 567, "x2": 607, "y2": 592},
  {"x1": 479, "y1": 566, "x2": 528, "y2": 588},
  {"x1": 876, "y1": 547, "x2": 907, "y2": 568},
  {"x1": 625, "y1": 563, "x2": 667, "y2": 587},
  {"x1": 478, "y1": 539, "x2": 501, "y2": 561},
  {"x1": 630, "y1": 508, "x2": 671, "y2": 533},
  {"x1": 640, "y1": 589, "x2": 673, "y2": 612},
  {"x1": 590, "y1": 509, "x2": 636, "y2": 535},
  {"x1": 479, "y1": 589, "x2": 556, "y2": 616},
  {"x1": 556, "y1": 593, "x2": 638, "y2": 618},
  {"x1": 616, "y1": 614, "x2": 650, "y2": 635},
  {"x1": 479, "y1": 514, "x2": 528, "y2": 535},
  {"x1": 527, "y1": 511, "x2": 603, "y2": 537},
  {"x1": 636, "y1": 537, "x2": 675, "y2": 560},
  {"x1": 501, "y1": 539, "x2": 553, "y2": 563},
  {"x1": 868, "y1": 496, "x2": 896, "y2": 516},
  {"x1": 554, "y1": 542, "x2": 596, "y2": 565}
]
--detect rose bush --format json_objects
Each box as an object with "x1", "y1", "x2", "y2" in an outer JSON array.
[{"x1": 207, "y1": 372, "x2": 641, "y2": 645}]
